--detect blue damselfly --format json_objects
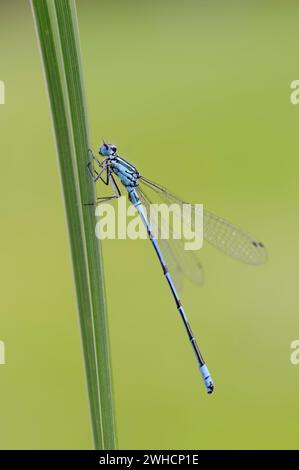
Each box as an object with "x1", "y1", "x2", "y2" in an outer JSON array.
[{"x1": 87, "y1": 143, "x2": 267, "y2": 394}]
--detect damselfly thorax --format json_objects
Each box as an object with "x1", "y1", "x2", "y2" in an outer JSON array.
[{"x1": 109, "y1": 155, "x2": 140, "y2": 188}]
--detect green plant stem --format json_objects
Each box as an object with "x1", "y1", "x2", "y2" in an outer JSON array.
[{"x1": 31, "y1": 0, "x2": 116, "y2": 449}]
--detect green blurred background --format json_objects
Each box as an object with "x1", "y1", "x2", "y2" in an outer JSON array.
[{"x1": 0, "y1": 0, "x2": 299, "y2": 449}]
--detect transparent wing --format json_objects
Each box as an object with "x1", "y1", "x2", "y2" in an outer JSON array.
[
  {"x1": 139, "y1": 176, "x2": 267, "y2": 265},
  {"x1": 136, "y1": 184, "x2": 204, "y2": 291}
]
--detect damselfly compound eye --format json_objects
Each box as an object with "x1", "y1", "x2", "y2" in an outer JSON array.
[{"x1": 99, "y1": 143, "x2": 109, "y2": 156}]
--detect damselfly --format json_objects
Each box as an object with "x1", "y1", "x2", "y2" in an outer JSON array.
[{"x1": 87, "y1": 143, "x2": 267, "y2": 394}]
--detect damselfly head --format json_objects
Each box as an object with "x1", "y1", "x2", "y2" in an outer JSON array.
[{"x1": 99, "y1": 142, "x2": 117, "y2": 157}]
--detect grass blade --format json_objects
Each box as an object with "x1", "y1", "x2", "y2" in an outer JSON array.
[{"x1": 31, "y1": 0, "x2": 116, "y2": 449}]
